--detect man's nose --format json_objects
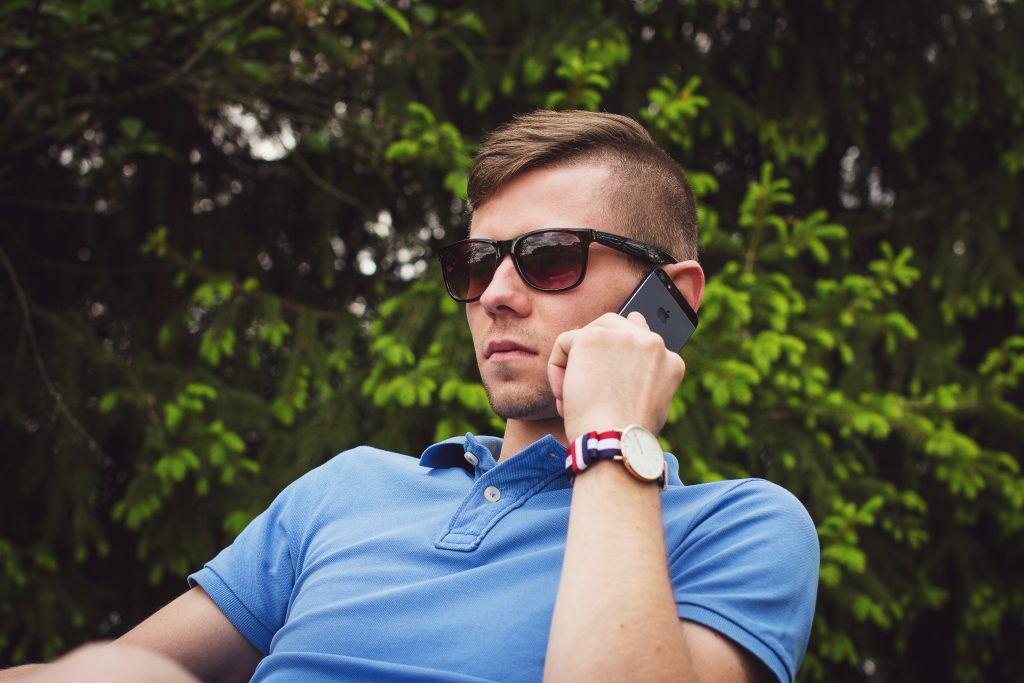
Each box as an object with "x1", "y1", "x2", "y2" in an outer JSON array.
[{"x1": 478, "y1": 254, "x2": 531, "y2": 317}]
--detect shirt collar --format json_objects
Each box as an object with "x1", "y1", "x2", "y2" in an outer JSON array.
[
  {"x1": 420, "y1": 433, "x2": 502, "y2": 472},
  {"x1": 420, "y1": 432, "x2": 684, "y2": 488}
]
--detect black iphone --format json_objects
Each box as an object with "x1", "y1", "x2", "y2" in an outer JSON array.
[{"x1": 618, "y1": 269, "x2": 699, "y2": 352}]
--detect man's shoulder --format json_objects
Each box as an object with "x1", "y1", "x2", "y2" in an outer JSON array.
[
  {"x1": 665, "y1": 478, "x2": 819, "y2": 683},
  {"x1": 326, "y1": 444, "x2": 424, "y2": 469},
  {"x1": 668, "y1": 476, "x2": 808, "y2": 512},
  {"x1": 664, "y1": 477, "x2": 818, "y2": 547},
  {"x1": 282, "y1": 444, "x2": 427, "y2": 498}
]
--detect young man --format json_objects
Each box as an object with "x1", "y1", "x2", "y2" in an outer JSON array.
[{"x1": 4, "y1": 111, "x2": 818, "y2": 682}]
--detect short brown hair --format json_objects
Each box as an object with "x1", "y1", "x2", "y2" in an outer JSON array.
[{"x1": 468, "y1": 110, "x2": 698, "y2": 260}]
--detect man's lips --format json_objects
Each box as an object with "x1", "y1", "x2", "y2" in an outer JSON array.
[{"x1": 484, "y1": 340, "x2": 538, "y2": 360}]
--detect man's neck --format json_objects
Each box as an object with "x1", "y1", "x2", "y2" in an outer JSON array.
[{"x1": 499, "y1": 417, "x2": 567, "y2": 462}]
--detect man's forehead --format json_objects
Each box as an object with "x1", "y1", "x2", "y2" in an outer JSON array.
[{"x1": 467, "y1": 163, "x2": 620, "y2": 238}]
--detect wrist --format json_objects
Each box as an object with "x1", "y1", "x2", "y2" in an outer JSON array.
[
  {"x1": 565, "y1": 426, "x2": 667, "y2": 489},
  {"x1": 565, "y1": 417, "x2": 658, "y2": 446}
]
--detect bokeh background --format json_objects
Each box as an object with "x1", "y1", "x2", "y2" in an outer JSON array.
[{"x1": 2, "y1": 1, "x2": 1022, "y2": 680}]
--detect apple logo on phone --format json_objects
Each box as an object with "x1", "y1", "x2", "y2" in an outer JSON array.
[{"x1": 618, "y1": 269, "x2": 699, "y2": 353}]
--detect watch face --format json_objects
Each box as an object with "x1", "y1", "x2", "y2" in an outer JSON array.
[{"x1": 620, "y1": 426, "x2": 664, "y2": 481}]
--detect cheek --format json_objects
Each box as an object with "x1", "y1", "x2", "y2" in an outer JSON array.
[
  {"x1": 465, "y1": 305, "x2": 506, "y2": 355},
  {"x1": 536, "y1": 297, "x2": 607, "y2": 340},
  {"x1": 563, "y1": 287, "x2": 623, "y2": 322},
  {"x1": 465, "y1": 307, "x2": 484, "y2": 342}
]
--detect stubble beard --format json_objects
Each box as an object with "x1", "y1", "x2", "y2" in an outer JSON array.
[{"x1": 480, "y1": 374, "x2": 558, "y2": 421}]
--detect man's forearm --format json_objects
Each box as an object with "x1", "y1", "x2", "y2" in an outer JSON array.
[
  {"x1": 0, "y1": 664, "x2": 44, "y2": 680},
  {"x1": 544, "y1": 460, "x2": 696, "y2": 682}
]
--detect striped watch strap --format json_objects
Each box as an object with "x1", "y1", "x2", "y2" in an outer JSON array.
[
  {"x1": 565, "y1": 429, "x2": 667, "y2": 488},
  {"x1": 565, "y1": 430, "x2": 622, "y2": 476}
]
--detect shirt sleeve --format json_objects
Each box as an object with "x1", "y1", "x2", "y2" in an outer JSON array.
[
  {"x1": 188, "y1": 476, "x2": 308, "y2": 654},
  {"x1": 666, "y1": 479, "x2": 819, "y2": 683}
]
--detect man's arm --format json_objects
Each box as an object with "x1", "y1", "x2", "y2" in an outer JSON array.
[
  {"x1": 545, "y1": 460, "x2": 768, "y2": 682},
  {"x1": 0, "y1": 587, "x2": 255, "y2": 683},
  {"x1": 681, "y1": 619, "x2": 773, "y2": 682},
  {"x1": 545, "y1": 312, "x2": 770, "y2": 682},
  {"x1": 544, "y1": 458, "x2": 696, "y2": 682},
  {"x1": 117, "y1": 585, "x2": 262, "y2": 683},
  {"x1": 0, "y1": 642, "x2": 200, "y2": 683}
]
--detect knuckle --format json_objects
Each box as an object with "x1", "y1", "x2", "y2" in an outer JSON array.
[{"x1": 640, "y1": 333, "x2": 663, "y2": 354}]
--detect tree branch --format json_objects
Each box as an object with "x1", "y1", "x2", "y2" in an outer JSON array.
[
  {"x1": 161, "y1": 243, "x2": 354, "y2": 323},
  {"x1": 291, "y1": 152, "x2": 370, "y2": 213},
  {"x1": 0, "y1": 301, "x2": 166, "y2": 432},
  {"x1": 60, "y1": 0, "x2": 270, "y2": 111},
  {"x1": 0, "y1": 245, "x2": 106, "y2": 458},
  {"x1": 169, "y1": 0, "x2": 269, "y2": 85}
]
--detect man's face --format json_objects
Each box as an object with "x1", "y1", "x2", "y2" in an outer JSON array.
[{"x1": 466, "y1": 163, "x2": 647, "y2": 421}]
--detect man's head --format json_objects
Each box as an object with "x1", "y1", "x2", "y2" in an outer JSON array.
[
  {"x1": 468, "y1": 109, "x2": 699, "y2": 262},
  {"x1": 458, "y1": 111, "x2": 704, "y2": 425}
]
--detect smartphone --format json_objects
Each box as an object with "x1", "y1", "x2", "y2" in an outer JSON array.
[{"x1": 618, "y1": 269, "x2": 699, "y2": 352}]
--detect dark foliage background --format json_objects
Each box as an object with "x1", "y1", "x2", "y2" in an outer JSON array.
[{"x1": 1, "y1": 1, "x2": 1022, "y2": 680}]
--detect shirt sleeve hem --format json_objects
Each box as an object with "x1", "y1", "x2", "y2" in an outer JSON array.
[
  {"x1": 188, "y1": 566, "x2": 274, "y2": 655},
  {"x1": 678, "y1": 603, "x2": 792, "y2": 683}
]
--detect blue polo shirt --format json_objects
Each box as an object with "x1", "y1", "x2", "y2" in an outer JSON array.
[{"x1": 189, "y1": 434, "x2": 818, "y2": 683}]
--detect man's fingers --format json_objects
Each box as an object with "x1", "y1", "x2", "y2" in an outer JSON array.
[
  {"x1": 624, "y1": 310, "x2": 650, "y2": 329},
  {"x1": 548, "y1": 328, "x2": 579, "y2": 371},
  {"x1": 548, "y1": 363, "x2": 565, "y2": 403}
]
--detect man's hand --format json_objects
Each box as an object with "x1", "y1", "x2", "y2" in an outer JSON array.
[
  {"x1": 547, "y1": 311, "x2": 685, "y2": 440},
  {"x1": 0, "y1": 642, "x2": 199, "y2": 683}
]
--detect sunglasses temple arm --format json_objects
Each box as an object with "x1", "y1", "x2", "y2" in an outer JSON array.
[{"x1": 594, "y1": 232, "x2": 677, "y2": 264}]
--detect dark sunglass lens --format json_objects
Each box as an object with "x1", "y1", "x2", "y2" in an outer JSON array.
[
  {"x1": 517, "y1": 231, "x2": 585, "y2": 290},
  {"x1": 442, "y1": 242, "x2": 497, "y2": 301}
]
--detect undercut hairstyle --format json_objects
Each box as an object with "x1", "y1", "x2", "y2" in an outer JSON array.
[{"x1": 468, "y1": 110, "x2": 699, "y2": 261}]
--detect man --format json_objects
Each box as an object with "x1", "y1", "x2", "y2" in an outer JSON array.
[{"x1": 3, "y1": 110, "x2": 818, "y2": 682}]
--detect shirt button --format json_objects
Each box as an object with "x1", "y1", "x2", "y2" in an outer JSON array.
[
  {"x1": 483, "y1": 486, "x2": 501, "y2": 503},
  {"x1": 464, "y1": 451, "x2": 479, "y2": 467}
]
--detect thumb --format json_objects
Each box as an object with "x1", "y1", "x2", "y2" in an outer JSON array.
[{"x1": 547, "y1": 363, "x2": 565, "y2": 411}]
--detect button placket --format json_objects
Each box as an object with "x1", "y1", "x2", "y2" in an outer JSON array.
[
  {"x1": 433, "y1": 434, "x2": 570, "y2": 552},
  {"x1": 434, "y1": 466, "x2": 515, "y2": 550}
]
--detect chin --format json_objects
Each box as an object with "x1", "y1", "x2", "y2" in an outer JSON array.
[{"x1": 483, "y1": 382, "x2": 558, "y2": 421}]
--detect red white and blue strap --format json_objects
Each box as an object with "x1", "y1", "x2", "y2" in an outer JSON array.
[{"x1": 566, "y1": 430, "x2": 622, "y2": 477}]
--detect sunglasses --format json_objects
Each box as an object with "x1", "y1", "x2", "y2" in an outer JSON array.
[{"x1": 437, "y1": 228, "x2": 676, "y2": 303}]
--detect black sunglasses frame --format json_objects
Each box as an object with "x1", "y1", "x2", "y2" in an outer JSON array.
[{"x1": 437, "y1": 228, "x2": 677, "y2": 303}]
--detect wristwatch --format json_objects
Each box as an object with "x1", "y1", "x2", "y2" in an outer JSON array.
[{"x1": 565, "y1": 424, "x2": 668, "y2": 489}]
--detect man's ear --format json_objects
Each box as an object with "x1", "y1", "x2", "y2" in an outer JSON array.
[{"x1": 663, "y1": 260, "x2": 705, "y2": 312}]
